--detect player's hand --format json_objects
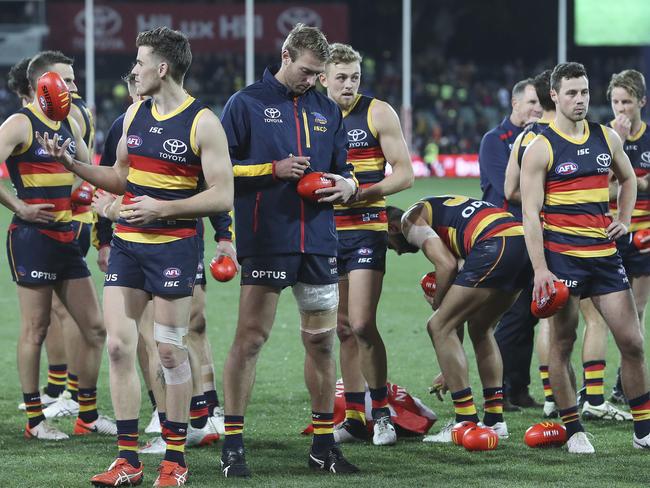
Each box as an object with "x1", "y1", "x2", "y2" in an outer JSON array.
[
  {"x1": 613, "y1": 113, "x2": 632, "y2": 142},
  {"x1": 315, "y1": 173, "x2": 356, "y2": 203},
  {"x1": 532, "y1": 268, "x2": 559, "y2": 304},
  {"x1": 606, "y1": 219, "x2": 629, "y2": 240},
  {"x1": 119, "y1": 195, "x2": 164, "y2": 225},
  {"x1": 97, "y1": 245, "x2": 111, "y2": 273},
  {"x1": 215, "y1": 240, "x2": 240, "y2": 271},
  {"x1": 92, "y1": 189, "x2": 118, "y2": 221},
  {"x1": 274, "y1": 156, "x2": 310, "y2": 181},
  {"x1": 429, "y1": 372, "x2": 448, "y2": 401},
  {"x1": 15, "y1": 201, "x2": 56, "y2": 224},
  {"x1": 35, "y1": 131, "x2": 75, "y2": 169}
]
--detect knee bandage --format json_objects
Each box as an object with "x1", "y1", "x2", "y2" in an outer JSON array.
[
  {"x1": 153, "y1": 322, "x2": 188, "y2": 349},
  {"x1": 300, "y1": 308, "x2": 337, "y2": 335},
  {"x1": 292, "y1": 282, "x2": 338, "y2": 334},
  {"x1": 162, "y1": 358, "x2": 192, "y2": 385}
]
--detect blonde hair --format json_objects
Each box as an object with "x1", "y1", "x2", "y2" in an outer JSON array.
[
  {"x1": 281, "y1": 23, "x2": 329, "y2": 62},
  {"x1": 607, "y1": 69, "x2": 646, "y2": 101},
  {"x1": 327, "y1": 43, "x2": 362, "y2": 66}
]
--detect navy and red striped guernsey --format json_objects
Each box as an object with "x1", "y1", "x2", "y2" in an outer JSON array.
[
  {"x1": 116, "y1": 96, "x2": 209, "y2": 244},
  {"x1": 539, "y1": 120, "x2": 616, "y2": 258},
  {"x1": 419, "y1": 195, "x2": 523, "y2": 258},
  {"x1": 514, "y1": 119, "x2": 552, "y2": 167},
  {"x1": 608, "y1": 121, "x2": 650, "y2": 232},
  {"x1": 5, "y1": 104, "x2": 77, "y2": 243},
  {"x1": 335, "y1": 94, "x2": 387, "y2": 232}
]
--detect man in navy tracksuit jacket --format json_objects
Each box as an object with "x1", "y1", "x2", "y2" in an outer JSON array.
[{"x1": 218, "y1": 24, "x2": 359, "y2": 478}]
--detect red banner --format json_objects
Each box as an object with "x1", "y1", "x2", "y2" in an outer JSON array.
[{"x1": 46, "y1": 3, "x2": 348, "y2": 54}]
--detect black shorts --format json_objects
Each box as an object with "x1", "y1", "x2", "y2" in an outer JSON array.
[
  {"x1": 337, "y1": 231, "x2": 387, "y2": 275},
  {"x1": 240, "y1": 253, "x2": 338, "y2": 288},
  {"x1": 617, "y1": 232, "x2": 650, "y2": 277},
  {"x1": 71, "y1": 220, "x2": 92, "y2": 257}
]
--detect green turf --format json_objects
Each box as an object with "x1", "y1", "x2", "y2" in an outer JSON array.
[{"x1": 0, "y1": 178, "x2": 647, "y2": 487}]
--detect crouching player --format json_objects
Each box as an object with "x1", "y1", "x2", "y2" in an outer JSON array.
[{"x1": 386, "y1": 196, "x2": 533, "y2": 442}]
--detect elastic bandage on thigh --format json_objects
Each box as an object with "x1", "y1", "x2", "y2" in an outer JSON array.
[
  {"x1": 300, "y1": 308, "x2": 337, "y2": 335},
  {"x1": 153, "y1": 322, "x2": 188, "y2": 350}
]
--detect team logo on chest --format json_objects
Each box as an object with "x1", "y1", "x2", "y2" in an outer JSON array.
[
  {"x1": 160, "y1": 139, "x2": 187, "y2": 163},
  {"x1": 556, "y1": 161, "x2": 579, "y2": 175}
]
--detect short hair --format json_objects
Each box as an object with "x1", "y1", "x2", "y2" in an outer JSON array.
[
  {"x1": 386, "y1": 205, "x2": 420, "y2": 254},
  {"x1": 533, "y1": 69, "x2": 554, "y2": 112},
  {"x1": 8, "y1": 57, "x2": 32, "y2": 98},
  {"x1": 27, "y1": 50, "x2": 73, "y2": 90},
  {"x1": 327, "y1": 43, "x2": 362, "y2": 66},
  {"x1": 281, "y1": 23, "x2": 329, "y2": 62},
  {"x1": 136, "y1": 26, "x2": 192, "y2": 84},
  {"x1": 607, "y1": 69, "x2": 646, "y2": 101},
  {"x1": 550, "y1": 62, "x2": 587, "y2": 92},
  {"x1": 512, "y1": 78, "x2": 533, "y2": 99}
]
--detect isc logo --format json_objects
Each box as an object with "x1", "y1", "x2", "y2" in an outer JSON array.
[
  {"x1": 164, "y1": 281, "x2": 179, "y2": 287},
  {"x1": 149, "y1": 127, "x2": 163, "y2": 134},
  {"x1": 577, "y1": 148, "x2": 589, "y2": 156}
]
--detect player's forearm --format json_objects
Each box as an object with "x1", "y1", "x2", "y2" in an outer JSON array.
[
  {"x1": 160, "y1": 185, "x2": 233, "y2": 219},
  {"x1": 67, "y1": 159, "x2": 126, "y2": 195},
  {"x1": 616, "y1": 177, "x2": 637, "y2": 226},
  {"x1": 0, "y1": 183, "x2": 24, "y2": 214},
  {"x1": 522, "y1": 213, "x2": 548, "y2": 272},
  {"x1": 360, "y1": 164, "x2": 414, "y2": 201}
]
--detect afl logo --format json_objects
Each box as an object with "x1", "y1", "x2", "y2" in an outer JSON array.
[
  {"x1": 641, "y1": 151, "x2": 650, "y2": 164},
  {"x1": 596, "y1": 153, "x2": 611, "y2": 167},
  {"x1": 163, "y1": 139, "x2": 187, "y2": 155},
  {"x1": 556, "y1": 161, "x2": 579, "y2": 175},
  {"x1": 358, "y1": 247, "x2": 373, "y2": 256},
  {"x1": 264, "y1": 107, "x2": 281, "y2": 119},
  {"x1": 36, "y1": 147, "x2": 49, "y2": 157},
  {"x1": 127, "y1": 135, "x2": 142, "y2": 148},
  {"x1": 347, "y1": 129, "x2": 367, "y2": 142},
  {"x1": 163, "y1": 267, "x2": 181, "y2": 278}
]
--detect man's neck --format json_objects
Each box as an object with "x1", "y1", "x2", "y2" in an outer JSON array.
[
  {"x1": 554, "y1": 113, "x2": 585, "y2": 137},
  {"x1": 274, "y1": 65, "x2": 290, "y2": 91},
  {"x1": 151, "y1": 83, "x2": 189, "y2": 115},
  {"x1": 509, "y1": 113, "x2": 525, "y2": 128},
  {"x1": 630, "y1": 116, "x2": 643, "y2": 136},
  {"x1": 540, "y1": 110, "x2": 556, "y2": 122}
]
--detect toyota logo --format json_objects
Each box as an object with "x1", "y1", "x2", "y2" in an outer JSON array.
[
  {"x1": 74, "y1": 6, "x2": 122, "y2": 37},
  {"x1": 264, "y1": 107, "x2": 281, "y2": 119},
  {"x1": 66, "y1": 141, "x2": 76, "y2": 155},
  {"x1": 163, "y1": 139, "x2": 188, "y2": 155},
  {"x1": 277, "y1": 7, "x2": 322, "y2": 35},
  {"x1": 642, "y1": 151, "x2": 650, "y2": 164},
  {"x1": 596, "y1": 153, "x2": 611, "y2": 167},
  {"x1": 347, "y1": 129, "x2": 367, "y2": 142}
]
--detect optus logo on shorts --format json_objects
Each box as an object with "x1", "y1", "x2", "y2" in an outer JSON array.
[
  {"x1": 127, "y1": 135, "x2": 142, "y2": 148},
  {"x1": 163, "y1": 267, "x2": 181, "y2": 278},
  {"x1": 555, "y1": 161, "x2": 578, "y2": 175}
]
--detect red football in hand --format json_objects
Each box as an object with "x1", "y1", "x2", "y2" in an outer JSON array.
[
  {"x1": 37, "y1": 71, "x2": 71, "y2": 121},
  {"x1": 420, "y1": 272, "x2": 437, "y2": 297},
  {"x1": 71, "y1": 181, "x2": 94, "y2": 205},
  {"x1": 524, "y1": 421, "x2": 567, "y2": 448},
  {"x1": 633, "y1": 229, "x2": 650, "y2": 250},
  {"x1": 296, "y1": 172, "x2": 334, "y2": 202},
  {"x1": 531, "y1": 280, "x2": 569, "y2": 318},
  {"x1": 210, "y1": 255, "x2": 237, "y2": 282},
  {"x1": 451, "y1": 421, "x2": 477, "y2": 446},
  {"x1": 462, "y1": 426, "x2": 499, "y2": 451}
]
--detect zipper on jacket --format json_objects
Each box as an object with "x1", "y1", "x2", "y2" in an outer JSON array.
[
  {"x1": 293, "y1": 97, "x2": 303, "y2": 156},
  {"x1": 294, "y1": 97, "x2": 305, "y2": 251},
  {"x1": 253, "y1": 191, "x2": 261, "y2": 233}
]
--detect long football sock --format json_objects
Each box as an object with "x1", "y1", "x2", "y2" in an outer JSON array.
[
  {"x1": 583, "y1": 360, "x2": 606, "y2": 406},
  {"x1": 539, "y1": 365, "x2": 555, "y2": 402},
  {"x1": 189, "y1": 394, "x2": 209, "y2": 429},
  {"x1": 67, "y1": 373, "x2": 79, "y2": 402},
  {"x1": 223, "y1": 415, "x2": 244, "y2": 450},
  {"x1": 24, "y1": 392, "x2": 45, "y2": 428},
  {"x1": 311, "y1": 411, "x2": 335, "y2": 453},
  {"x1": 559, "y1": 406, "x2": 583, "y2": 438},
  {"x1": 483, "y1": 387, "x2": 504, "y2": 426},
  {"x1": 117, "y1": 419, "x2": 140, "y2": 468},
  {"x1": 369, "y1": 385, "x2": 389, "y2": 420},
  {"x1": 44, "y1": 364, "x2": 67, "y2": 398},
  {"x1": 162, "y1": 420, "x2": 187, "y2": 467},
  {"x1": 78, "y1": 387, "x2": 99, "y2": 423},
  {"x1": 629, "y1": 392, "x2": 650, "y2": 438},
  {"x1": 451, "y1": 387, "x2": 479, "y2": 423}
]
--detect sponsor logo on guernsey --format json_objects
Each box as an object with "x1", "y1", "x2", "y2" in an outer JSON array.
[
  {"x1": 641, "y1": 151, "x2": 650, "y2": 166},
  {"x1": 160, "y1": 139, "x2": 188, "y2": 162},
  {"x1": 358, "y1": 247, "x2": 373, "y2": 255},
  {"x1": 596, "y1": 153, "x2": 611, "y2": 167},
  {"x1": 264, "y1": 107, "x2": 283, "y2": 123},
  {"x1": 36, "y1": 147, "x2": 49, "y2": 157},
  {"x1": 163, "y1": 267, "x2": 182, "y2": 278},
  {"x1": 127, "y1": 135, "x2": 142, "y2": 148},
  {"x1": 347, "y1": 128, "x2": 369, "y2": 148},
  {"x1": 66, "y1": 140, "x2": 76, "y2": 156},
  {"x1": 555, "y1": 161, "x2": 579, "y2": 175}
]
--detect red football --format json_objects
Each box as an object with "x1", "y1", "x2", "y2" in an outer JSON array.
[
  {"x1": 531, "y1": 280, "x2": 569, "y2": 318},
  {"x1": 209, "y1": 255, "x2": 237, "y2": 282},
  {"x1": 297, "y1": 172, "x2": 334, "y2": 202},
  {"x1": 524, "y1": 421, "x2": 567, "y2": 448},
  {"x1": 37, "y1": 71, "x2": 71, "y2": 121},
  {"x1": 463, "y1": 426, "x2": 499, "y2": 451},
  {"x1": 451, "y1": 421, "x2": 477, "y2": 446},
  {"x1": 420, "y1": 272, "x2": 437, "y2": 297},
  {"x1": 71, "y1": 181, "x2": 94, "y2": 205},
  {"x1": 633, "y1": 229, "x2": 650, "y2": 250}
]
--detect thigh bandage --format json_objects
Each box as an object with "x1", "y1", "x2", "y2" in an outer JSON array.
[
  {"x1": 292, "y1": 282, "x2": 338, "y2": 334},
  {"x1": 153, "y1": 322, "x2": 188, "y2": 349}
]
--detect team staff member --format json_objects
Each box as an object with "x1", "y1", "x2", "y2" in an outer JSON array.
[
  {"x1": 38, "y1": 27, "x2": 233, "y2": 486},
  {"x1": 319, "y1": 43, "x2": 413, "y2": 446},
  {"x1": 607, "y1": 69, "x2": 650, "y2": 403},
  {"x1": 0, "y1": 52, "x2": 107, "y2": 441},
  {"x1": 220, "y1": 24, "x2": 359, "y2": 477},
  {"x1": 481, "y1": 79, "x2": 543, "y2": 409},
  {"x1": 521, "y1": 62, "x2": 650, "y2": 453},
  {"x1": 386, "y1": 196, "x2": 530, "y2": 442}
]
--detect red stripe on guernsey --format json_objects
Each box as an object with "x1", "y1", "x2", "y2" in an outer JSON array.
[
  {"x1": 544, "y1": 240, "x2": 615, "y2": 253},
  {"x1": 543, "y1": 212, "x2": 610, "y2": 228},
  {"x1": 39, "y1": 229, "x2": 75, "y2": 243},
  {"x1": 23, "y1": 197, "x2": 71, "y2": 213},
  {"x1": 463, "y1": 208, "x2": 508, "y2": 252},
  {"x1": 293, "y1": 98, "x2": 305, "y2": 252},
  {"x1": 335, "y1": 210, "x2": 388, "y2": 228},
  {"x1": 435, "y1": 226, "x2": 454, "y2": 251},
  {"x1": 115, "y1": 224, "x2": 197, "y2": 238},
  {"x1": 18, "y1": 161, "x2": 69, "y2": 175},
  {"x1": 478, "y1": 221, "x2": 521, "y2": 242},
  {"x1": 546, "y1": 174, "x2": 609, "y2": 193},
  {"x1": 72, "y1": 204, "x2": 91, "y2": 215},
  {"x1": 634, "y1": 168, "x2": 648, "y2": 177},
  {"x1": 129, "y1": 154, "x2": 202, "y2": 177},
  {"x1": 348, "y1": 146, "x2": 384, "y2": 160}
]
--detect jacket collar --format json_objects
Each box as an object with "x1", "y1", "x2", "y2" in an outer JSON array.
[{"x1": 263, "y1": 65, "x2": 313, "y2": 99}]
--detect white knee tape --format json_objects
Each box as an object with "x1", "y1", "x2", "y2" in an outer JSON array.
[
  {"x1": 300, "y1": 308, "x2": 337, "y2": 335},
  {"x1": 162, "y1": 358, "x2": 192, "y2": 385},
  {"x1": 154, "y1": 322, "x2": 188, "y2": 349},
  {"x1": 292, "y1": 282, "x2": 338, "y2": 312}
]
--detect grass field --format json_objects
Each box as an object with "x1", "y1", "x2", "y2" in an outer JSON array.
[{"x1": 0, "y1": 177, "x2": 648, "y2": 487}]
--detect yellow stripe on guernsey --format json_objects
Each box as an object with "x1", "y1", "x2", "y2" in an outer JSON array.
[
  {"x1": 190, "y1": 108, "x2": 209, "y2": 156},
  {"x1": 557, "y1": 247, "x2": 617, "y2": 258},
  {"x1": 493, "y1": 226, "x2": 524, "y2": 237},
  {"x1": 469, "y1": 211, "x2": 513, "y2": 246},
  {"x1": 127, "y1": 169, "x2": 199, "y2": 190},
  {"x1": 151, "y1": 96, "x2": 195, "y2": 121},
  {"x1": 350, "y1": 159, "x2": 385, "y2": 172},
  {"x1": 543, "y1": 223, "x2": 608, "y2": 239},
  {"x1": 367, "y1": 99, "x2": 378, "y2": 138},
  {"x1": 21, "y1": 172, "x2": 75, "y2": 188},
  {"x1": 537, "y1": 135, "x2": 555, "y2": 172},
  {"x1": 337, "y1": 222, "x2": 388, "y2": 232},
  {"x1": 114, "y1": 232, "x2": 188, "y2": 245},
  {"x1": 447, "y1": 227, "x2": 461, "y2": 256},
  {"x1": 334, "y1": 199, "x2": 386, "y2": 211},
  {"x1": 545, "y1": 188, "x2": 609, "y2": 206},
  {"x1": 550, "y1": 120, "x2": 590, "y2": 145},
  {"x1": 233, "y1": 163, "x2": 273, "y2": 177},
  {"x1": 72, "y1": 211, "x2": 96, "y2": 224}
]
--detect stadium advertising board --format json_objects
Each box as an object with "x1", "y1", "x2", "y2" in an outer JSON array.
[{"x1": 47, "y1": 3, "x2": 348, "y2": 53}]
